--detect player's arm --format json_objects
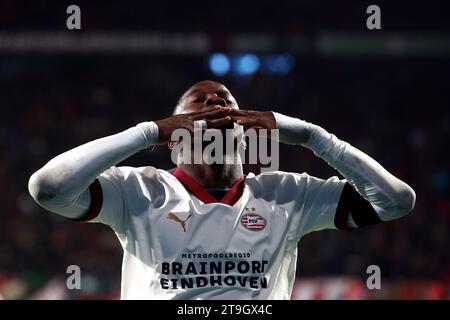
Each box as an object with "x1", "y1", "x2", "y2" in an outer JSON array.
[
  {"x1": 230, "y1": 109, "x2": 416, "y2": 229},
  {"x1": 28, "y1": 121, "x2": 158, "y2": 220},
  {"x1": 28, "y1": 107, "x2": 232, "y2": 221}
]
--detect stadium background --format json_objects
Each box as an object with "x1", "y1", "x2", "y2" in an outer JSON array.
[{"x1": 0, "y1": 0, "x2": 449, "y2": 299}]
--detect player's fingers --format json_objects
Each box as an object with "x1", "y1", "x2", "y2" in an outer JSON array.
[
  {"x1": 205, "y1": 116, "x2": 233, "y2": 128},
  {"x1": 230, "y1": 115, "x2": 255, "y2": 126},
  {"x1": 229, "y1": 109, "x2": 254, "y2": 116},
  {"x1": 190, "y1": 107, "x2": 231, "y2": 120}
]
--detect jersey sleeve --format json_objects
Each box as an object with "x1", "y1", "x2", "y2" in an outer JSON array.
[
  {"x1": 83, "y1": 166, "x2": 128, "y2": 234},
  {"x1": 294, "y1": 174, "x2": 346, "y2": 238},
  {"x1": 277, "y1": 172, "x2": 386, "y2": 238}
]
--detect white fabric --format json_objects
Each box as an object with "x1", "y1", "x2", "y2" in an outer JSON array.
[
  {"x1": 93, "y1": 166, "x2": 345, "y2": 299},
  {"x1": 137, "y1": 121, "x2": 159, "y2": 147},
  {"x1": 272, "y1": 112, "x2": 311, "y2": 145},
  {"x1": 27, "y1": 119, "x2": 345, "y2": 300},
  {"x1": 28, "y1": 113, "x2": 416, "y2": 299},
  {"x1": 28, "y1": 122, "x2": 158, "y2": 219},
  {"x1": 273, "y1": 112, "x2": 416, "y2": 223}
]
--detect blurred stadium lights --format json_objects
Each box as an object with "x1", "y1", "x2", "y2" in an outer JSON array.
[
  {"x1": 317, "y1": 33, "x2": 450, "y2": 57},
  {"x1": 208, "y1": 53, "x2": 295, "y2": 77},
  {"x1": 208, "y1": 53, "x2": 230, "y2": 76},
  {"x1": 0, "y1": 32, "x2": 449, "y2": 56},
  {"x1": 263, "y1": 54, "x2": 295, "y2": 75},
  {"x1": 233, "y1": 54, "x2": 260, "y2": 76},
  {"x1": 0, "y1": 32, "x2": 210, "y2": 54},
  {"x1": 228, "y1": 33, "x2": 276, "y2": 52}
]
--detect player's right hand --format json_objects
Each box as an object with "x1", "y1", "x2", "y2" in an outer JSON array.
[{"x1": 154, "y1": 106, "x2": 233, "y2": 144}]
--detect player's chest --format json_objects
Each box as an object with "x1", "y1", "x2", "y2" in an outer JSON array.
[{"x1": 143, "y1": 199, "x2": 292, "y2": 260}]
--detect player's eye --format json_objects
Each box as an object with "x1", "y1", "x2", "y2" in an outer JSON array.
[
  {"x1": 225, "y1": 99, "x2": 233, "y2": 104},
  {"x1": 193, "y1": 97, "x2": 205, "y2": 103}
]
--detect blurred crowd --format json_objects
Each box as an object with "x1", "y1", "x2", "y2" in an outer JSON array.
[{"x1": 0, "y1": 53, "x2": 448, "y2": 299}]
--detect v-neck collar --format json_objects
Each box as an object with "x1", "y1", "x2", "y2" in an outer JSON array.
[{"x1": 172, "y1": 168, "x2": 245, "y2": 206}]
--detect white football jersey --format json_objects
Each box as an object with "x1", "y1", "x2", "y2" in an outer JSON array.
[{"x1": 89, "y1": 167, "x2": 346, "y2": 300}]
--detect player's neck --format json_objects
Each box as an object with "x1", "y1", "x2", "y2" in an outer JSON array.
[{"x1": 178, "y1": 164, "x2": 243, "y2": 189}]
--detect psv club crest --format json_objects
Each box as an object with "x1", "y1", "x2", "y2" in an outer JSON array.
[{"x1": 241, "y1": 207, "x2": 266, "y2": 231}]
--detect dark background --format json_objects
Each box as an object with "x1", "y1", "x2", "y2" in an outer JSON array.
[{"x1": 0, "y1": 0, "x2": 449, "y2": 299}]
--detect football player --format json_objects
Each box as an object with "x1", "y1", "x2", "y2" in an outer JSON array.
[{"x1": 28, "y1": 80, "x2": 415, "y2": 299}]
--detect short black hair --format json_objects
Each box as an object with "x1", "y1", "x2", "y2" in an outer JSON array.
[{"x1": 173, "y1": 80, "x2": 226, "y2": 115}]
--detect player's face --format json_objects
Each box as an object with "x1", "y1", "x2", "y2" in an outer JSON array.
[
  {"x1": 175, "y1": 81, "x2": 244, "y2": 162},
  {"x1": 180, "y1": 81, "x2": 238, "y2": 115}
]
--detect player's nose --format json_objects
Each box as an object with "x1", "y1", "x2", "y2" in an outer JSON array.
[{"x1": 206, "y1": 94, "x2": 226, "y2": 107}]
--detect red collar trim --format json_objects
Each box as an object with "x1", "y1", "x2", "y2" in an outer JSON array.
[{"x1": 172, "y1": 168, "x2": 245, "y2": 206}]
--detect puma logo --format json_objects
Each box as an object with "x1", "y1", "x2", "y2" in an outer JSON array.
[{"x1": 167, "y1": 213, "x2": 192, "y2": 232}]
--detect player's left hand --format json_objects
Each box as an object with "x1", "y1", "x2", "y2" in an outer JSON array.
[{"x1": 229, "y1": 109, "x2": 276, "y2": 130}]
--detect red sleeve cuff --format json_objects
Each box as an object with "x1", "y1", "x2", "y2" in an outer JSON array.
[
  {"x1": 334, "y1": 182, "x2": 382, "y2": 231},
  {"x1": 71, "y1": 179, "x2": 103, "y2": 222}
]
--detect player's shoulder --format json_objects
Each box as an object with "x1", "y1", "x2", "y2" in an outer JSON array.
[
  {"x1": 244, "y1": 171, "x2": 312, "y2": 202},
  {"x1": 246, "y1": 170, "x2": 341, "y2": 189},
  {"x1": 245, "y1": 171, "x2": 344, "y2": 203},
  {"x1": 247, "y1": 170, "x2": 310, "y2": 184},
  {"x1": 100, "y1": 165, "x2": 173, "y2": 183},
  {"x1": 245, "y1": 170, "x2": 303, "y2": 194}
]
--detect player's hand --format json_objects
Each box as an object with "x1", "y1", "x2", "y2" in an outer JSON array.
[
  {"x1": 229, "y1": 109, "x2": 276, "y2": 130},
  {"x1": 154, "y1": 106, "x2": 233, "y2": 144},
  {"x1": 230, "y1": 110, "x2": 311, "y2": 144}
]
